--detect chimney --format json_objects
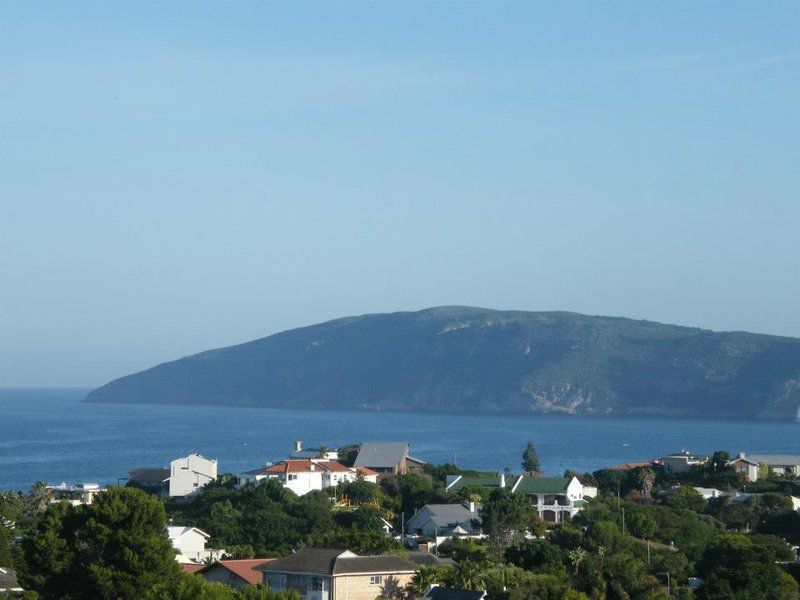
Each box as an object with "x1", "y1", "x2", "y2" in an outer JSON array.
[
  {"x1": 295, "y1": 440, "x2": 303, "y2": 452},
  {"x1": 739, "y1": 452, "x2": 746, "y2": 459},
  {"x1": 468, "y1": 501, "x2": 476, "y2": 513},
  {"x1": 499, "y1": 473, "x2": 506, "y2": 488}
]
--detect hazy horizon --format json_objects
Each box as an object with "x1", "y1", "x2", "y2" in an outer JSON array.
[{"x1": 3, "y1": 2, "x2": 800, "y2": 387}]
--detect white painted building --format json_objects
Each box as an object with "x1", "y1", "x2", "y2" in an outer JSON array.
[
  {"x1": 660, "y1": 451, "x2": 709, "y2": 473},
  {"x1": 169, "y1": 454, "x2": 218, "y2": 497},
  {"x1": 168, "y1": 526, "x2": 225, "y2": 564},
  {"x1": 238, "y1": 459, "x2": 378, "y2": 495},
  {"x1": 47, "y1": 482, "x2": 106, "y2": 506}
]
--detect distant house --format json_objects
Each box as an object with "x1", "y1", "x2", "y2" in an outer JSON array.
[
  {"x1": 127, "y1": 467, "x2": 170, "y2": 495},
  {"x1": 406, "y1": 503, "x2": 481, "y2": 538},
  {"x1": 446, "y1": 474, "x2": 593, "y2": 523},
  {"x1": 353, "y1": 442, "x2": 426, "y2": 479},
  {"x1": 238, "y1": 459, "x2": 378, "y2": 495},
  {"x1": 607, "y1": 461, "x2": 655, "y2": 472},
  {"x1": 127, "y1": 453, "x2": 218, "y2": 498},
  {"x1": 693, "y1": 487, "x2": 726, "y2": 500},
  {"x1": 0, "y1": 567, "x2": 23, "y2": 595},
  {"x1": 258, "y1": 548, "x2": 418, "y2": 600},
  {"x1": 511, "y1": 476, "x2": 592, "y2": 523},
  {"x1": 742, "y1": 454, "x2": 800, "y2": 478},
  {"x1": 728, "y1": 454, "x2": 760, "y2": 482},
  {"x1": 424, "y1": 586, "x2": 487, "y2": 600},
  {"x1": 47, "y1": 482, "x2": 106, "y2": 506},
  {"x1": 168, "y1": 525, "x2": 225, "y2": 564},
  {"x1": 659, "y1": 451, "x2": 709, "y2": 473},
  {"x1": 169, "y1": 454, "x2": 218, "y2": 497},
  {"x1": 198, "y1": 559, "x2": 275, "y2": 589},
  {"x1": 290, "y1": 441, "x2": 339, "y2": 460}
]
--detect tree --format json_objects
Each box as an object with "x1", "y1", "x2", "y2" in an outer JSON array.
[
  {"x1": 521, "y1": 442, "x2": 541, "y2": 474},
  {"x1": 0, "y1": 522, "x2": 13, "y2": 568},
  {"x1": 710, "y1": 451, "x2": 730, "y2": 473},
  {"x1": 637, "y1": 468, "x2": 655, "y2": 499},
  {"x1": 22, "y1": 487, "x2": 180, "y2": 600},
  {"x1": 663, "y1": 485, "x2": 706, "y2": 513},
  {"x1": 480, "y1": 489, "x2": 535, "y2": 545}
]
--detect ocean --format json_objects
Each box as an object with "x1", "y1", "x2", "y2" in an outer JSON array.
[{"x1": 1, "y1": 388, "x2": 798, "y2": 492}]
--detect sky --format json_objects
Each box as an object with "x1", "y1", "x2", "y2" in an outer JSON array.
[{"x1": 1, "y1": 2, "x2": 799, "y2": 387}]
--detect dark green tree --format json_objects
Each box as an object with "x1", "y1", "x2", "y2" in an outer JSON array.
[
  {"x1": 0, "y1": 522, "x2": 14, "y2": 568},
  {"x1": 521, "y1": 442, "x2": 541, "y2": 474},
  {"x1": 480, "y1": 489, "x2": 535, "y2": 545},
  {"x1": 22, "y1": 487, "x2": 180, "y2": 600}
]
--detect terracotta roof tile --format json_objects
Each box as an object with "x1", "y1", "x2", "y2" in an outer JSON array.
[{"x1": 200, "y1": 559, "x2": 275, "y2": 585}]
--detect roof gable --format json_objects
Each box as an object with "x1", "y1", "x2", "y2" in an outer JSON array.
[
  {"x1": 200, "y1": 559, "x2": 275, "y2": 585},
  {"x1": 353, "y1": 442, "x2": 409, "y2": 469},
  {"x1": 512, "y1": 476, "x2": 571, "y2": 495}
]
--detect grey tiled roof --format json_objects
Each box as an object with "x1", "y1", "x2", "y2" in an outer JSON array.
[
  {"x1": 353, "y1": 442, "x2": 409, "y2": 469},
  {"x1": 258, "y1": 548, "x2": 417, "y2": 576},
  {"x1": 128, "y1": 467, "x2": 170, "y2": 482},
  {"x1": 746, "y1": 454, "x2": 800, "y2": 466},
  {"x1": 333, "y1": 555, "x2": 418, "y2": 575},
  {"x1": 407, "y1": 504, "x2": 479, "y2": 530}
]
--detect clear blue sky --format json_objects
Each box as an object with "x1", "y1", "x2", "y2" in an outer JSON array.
[{"x1": 2, "y1": 2, "x2": 799, "y2": 387}]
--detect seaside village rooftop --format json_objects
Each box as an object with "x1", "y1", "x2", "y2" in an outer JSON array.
[{"x1": 12, "y1": 443, "x2": 800, "y2": 599}]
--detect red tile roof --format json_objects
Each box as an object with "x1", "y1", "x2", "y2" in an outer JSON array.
[
  {"x1": 357, "y1": 466, "x2": 379, "y2": 477},
  {"x1": 264, "y1": 459, "x2": 362, "y2": 475},
  {"x1": 607, "y1": 461, "x2": 654, "y2": 471},
  {"x1": 181, "y1": 563, "x2": 205, "y2": 574},
  {"x1": 199, "y1": 559, "x2": 275, "y2": 585}
]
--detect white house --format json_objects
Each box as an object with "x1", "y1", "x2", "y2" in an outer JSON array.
[
  {"x1": 168, "y1": 525, "x2": 225, "y2": 564},
  {"x1": 47, "y1": 482, "x2": 106, "y2": 506},
  {"x1": 446, "y1": 475, "x2": 594, "y2": 523},
  {"x1": 169, "y1": 454, "x2": 218, "y2": 497},
  {"x1": 238, "y1": 459, "x2": 378, "y2": 495},
  {"x1": 290, "y1": 440, "x2": 339, "y2": 460},
  {"x1": 659, "y1": 451, "x2": 709, "y2": 473},
  {"x1": 742, "y1": 454, "x2": 800, "y2": 479}
]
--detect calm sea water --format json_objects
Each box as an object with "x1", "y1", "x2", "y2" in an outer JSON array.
[{"x1": 1, "y1": 388, "x2": 798, "y2": 492}]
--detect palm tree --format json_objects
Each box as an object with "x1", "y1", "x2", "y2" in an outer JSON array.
[
  {"x1": 568, "y1": 547, "x2": 587, "y2": 575},
  {"x1": 638, "y1": 468, "x2": 655, "y2": 498},
  {"x1": 407, "y1": 565, "x2": 440, "y2": 597},
  {"x1": 453, "y1": 560, "x2": 484, "y2": 590}
]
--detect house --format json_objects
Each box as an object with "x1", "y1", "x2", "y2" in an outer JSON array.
[
  {"x1": 198, "y1": 559, "x2": 275, "y2": 589},
  {"x1": 259, "y1": 548, "x2": 418, "y2": 600},
  {"x1": 127, "y1": 467, "x2": 170, "y2": 495},
  {"x1": 742, "y1": 454, "x2": 800, "y2": 478},
  {"x1": 693, "y1": 487, "x2": 726, "y2": 500},
  {"x1": 424, "y1": 586, "x2": 487, "y2": 600},
  {"x1": 353, "y1": 442, "x2": 426, "y2": 479},
  {"x1": 168, "y1": 525, "x2": 225, "y2": 564},
  {"x1": 406, "y1": 552, "x2": 456, "y2": 568},
  {"x1": 405, "y1": 503, "x2": 481, "y2": 538},
  {"x1": 607, "y1": 461, "x2": 655, "y2": 472},
  {"x1": 291, "y1": 441, "x2": 339, "y2": 460},
  {"x1": 446, "y1": 474, "x2": 593, "y2": 523},
  {"x1": 728, "y1": 454, "x2": 760, "y2": 482},
  {"x1": 510, "y1": 476, "x2": 593, "y2": 523},
  {"x1": 659, "y1": 451, "x2": 709, "y2": 473},
  {"x1": 47, "y1": 482, "x2": 106, "y2": 505},
  {"x1": 0, "y1": 568, "x2": 23, "y2": 595},
  {"x1": 169, "y1": 454, "x2": 218, "y2": 497},
  {"x1": 445, "y1": 474, "x2": 509, "y2": 493},
  {"x1": 238, "y1": 459, "x2": 378, "y2": 495}
]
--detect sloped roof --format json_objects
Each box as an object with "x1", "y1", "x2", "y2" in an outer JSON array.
[
  {"x1": 259, "y1": 549, "x2": 348, "y2": 574},
  {"x1": 426, "y1": 587, "x2": 486, "y2": 600},
  {"x1": 407, "y1": 552, "x2": 456, "y2": 567},
  {"x1": 445, "y1": 474, "x2": 515, "y2": 492},
  {"x1": 512, "y1": 476, "x2": 571, "y2": 495},
  {"x1": 168, "y1": 526, "x2": 210, "y2": 542},
  {"x1": 128, "y1": 467, "x2": 170, "y2": 482},
  {"x1": 199, "y1": 559, "x2": 275, "y2": 585},
  {"x1": 746, "y1": 454, "x2": 800, "y2": 466},
  {"x1": 409, "y1": 504, "x2": 479, "y2": 529},
  {"x1": 181, "y1": 563, "x2": 206, "y2": 574},
  {"x1": 258, "y1": 548, "x2": 417, "y2": 576},
  {"x1": 0, "y1": 567, "x2": 22, "y2": 592},
  {"x1": 353, "y1": 442, "x2": 409, "y2": 469},
  {"x1": 256, "y1": 459, "x2": 364, "y2": 475}
]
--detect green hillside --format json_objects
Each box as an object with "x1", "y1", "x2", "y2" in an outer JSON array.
[{"x1": 85, "y1": 307, "x2": 800, "y2": 421}]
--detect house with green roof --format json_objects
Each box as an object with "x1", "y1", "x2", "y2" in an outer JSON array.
[{"x1": 446, "y1": 474, "x2": 594, "y2": 523}]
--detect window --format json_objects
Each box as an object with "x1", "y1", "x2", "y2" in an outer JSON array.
[
  {"x1": 267, "y1": 574, "x2": 287, "y2": 591},
  {"x1": 369, "y1": 576, "x2": 383, "y2": 586}
]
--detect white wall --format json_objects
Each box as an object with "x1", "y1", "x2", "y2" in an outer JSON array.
[{"x1": 169, "y1": 454, "x2": 218, "y2": 497}]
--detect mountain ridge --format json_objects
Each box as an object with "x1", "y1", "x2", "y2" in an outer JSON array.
[{"x1": 85, "y1": 306, "x2": 800, "y2": 421}]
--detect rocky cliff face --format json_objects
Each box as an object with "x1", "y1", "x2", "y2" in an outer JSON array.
[{"x1": 85, "y1": 306, "x2": 800, "y2": 421}]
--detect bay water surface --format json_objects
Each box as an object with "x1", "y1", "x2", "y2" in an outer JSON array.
[{"x1": 1, "y1": 388, "x2": 798, "y2": 491}]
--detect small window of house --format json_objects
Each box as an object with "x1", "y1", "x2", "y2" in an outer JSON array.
[{"x1": 369, "y1": 576, "x2": 382, "y2": 585}]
